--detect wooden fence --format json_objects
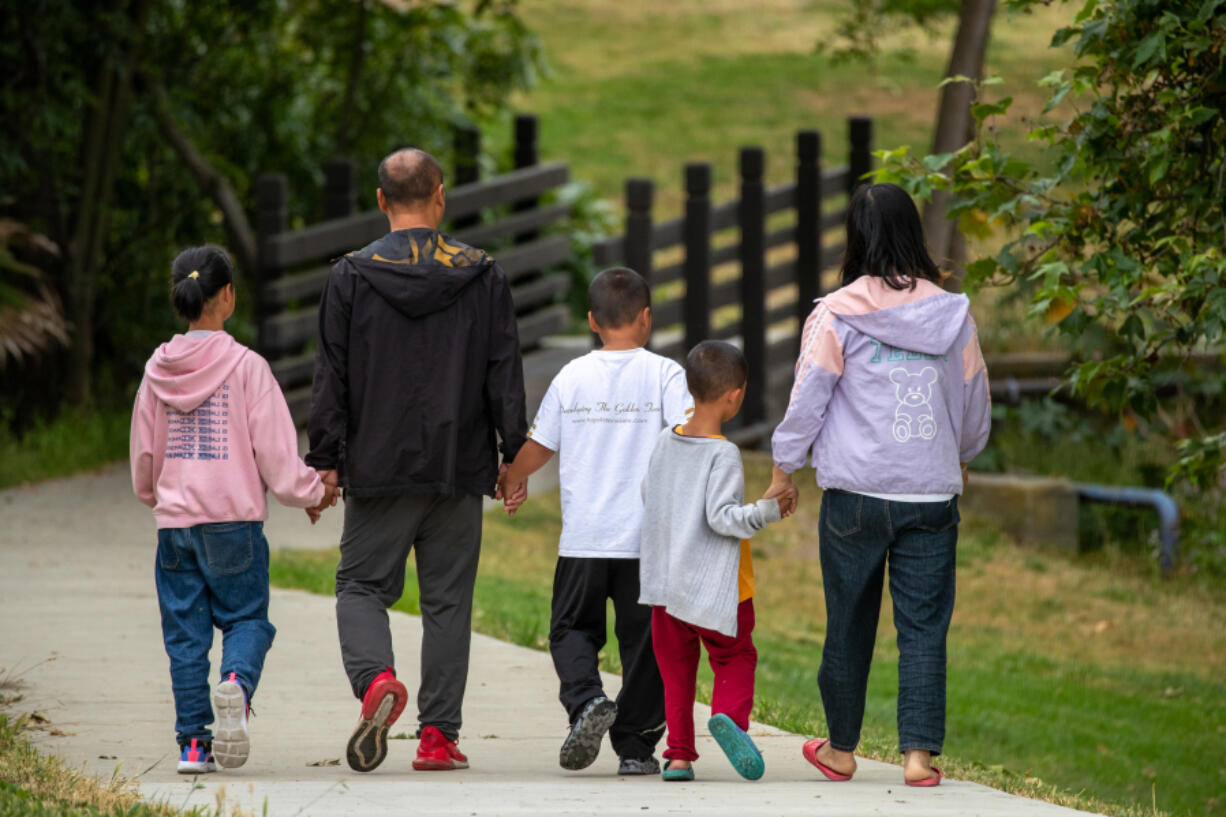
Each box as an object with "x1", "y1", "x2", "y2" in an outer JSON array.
[
  {"x1": 253, "y1": 115, "x2": 574, "y2": 423},
  {"x1": 592, "y1": 117, "x2": 874, "y2": 437}
]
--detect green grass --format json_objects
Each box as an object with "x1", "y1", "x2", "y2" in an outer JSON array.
[
  {"x1": 0, "y1": 710, "x2": 185, "y2": 817},
  {"x1": 0, "y1": 407, "x2": 131, "y2": 491},
  {"x1": 270, "y1": 455, "x2": 1226, "y2": 817},
  {"x1": 484, "y1": 0, "x2": 1076, "y2": 216}
]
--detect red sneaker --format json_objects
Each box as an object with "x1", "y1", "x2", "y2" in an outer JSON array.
[
  {"x1": 346, "y1": 668, "x2": 408, "y2": 773},
  {"x1": 412, "y1": 725, "x2": 469, "y2": 771}
]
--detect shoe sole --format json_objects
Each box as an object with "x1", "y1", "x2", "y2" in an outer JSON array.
[
  {"x1": 346, "y1": 683, "x2": 408, "y2": 773},
  {"x1": 708, "y1": 714, "x2": 765, "y2": 781},
  {"x1": 212, "y1": 681, "x2": 249, "y2": 769},
  {"x1": 177, "y1": 761, "x2": 216, "y2": 775},
  {"x1": 411, "y1": 757, "x2": 470, "y2": 771},
  {"x1": 559, "y1": 698, "x2": 618, "y2": 771}
]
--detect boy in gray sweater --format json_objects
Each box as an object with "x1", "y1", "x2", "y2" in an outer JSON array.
[{"x1": 639, "y1": 341, "x2": 796, "y2": 781}]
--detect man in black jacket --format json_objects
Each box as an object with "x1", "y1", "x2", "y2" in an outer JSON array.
[{"x1": 306, "y1": 148, "x2": 527, "y2": 774}]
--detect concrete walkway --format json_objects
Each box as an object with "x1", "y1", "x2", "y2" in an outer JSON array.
[{"x1": 0, "y1": 461, "x2": 1107, "y2": 817}]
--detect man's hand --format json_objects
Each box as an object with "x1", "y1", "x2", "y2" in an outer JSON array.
[
  {"x1": 961, "y1": 462, "x2": 969, "y2": 492},
  {"x1": 763, "y1": 464, "x2": 799, "y2": 519}
]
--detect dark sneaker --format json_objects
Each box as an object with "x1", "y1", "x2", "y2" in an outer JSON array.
[
  {"x1": 618, "y1": 755, "x2": 661, "y2": 775},
  {"x1": 708, "y1": 713, "x2": 765, "y2": 780},
  {"x1": 177, "y1": 738, "x2": 216, "y2": 774},
  {"x1": 412, "y1": 725, "x2": 469, "y2": 771},
  {"x1": 212, "y1": 673, "x2": 250, "y2": 769},
  {"x1": 559, "y1": 696, "x2": 617, "y2": 771},
  {"x1": 346, "y1": 667, "x2": 408, "y2": 772}
]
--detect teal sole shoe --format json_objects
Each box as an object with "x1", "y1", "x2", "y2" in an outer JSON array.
[
  {"x1": 708, "y1": 713, "x2": 765, "y2": 780},
  {"x1": 662, "y1": 760, "x2": 695, "y2": 781}
]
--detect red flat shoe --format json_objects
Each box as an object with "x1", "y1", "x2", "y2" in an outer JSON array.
[
  {"x1": 802, "y1": 738, "x2": 853, "y2": 781},
  {"x1": 905, "y1": 766, "x2": 942, "y2": 787}
]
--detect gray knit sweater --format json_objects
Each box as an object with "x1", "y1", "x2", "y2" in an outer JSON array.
[{"x1": 638, "y1": 428, "x2": 782, "y2": 637}]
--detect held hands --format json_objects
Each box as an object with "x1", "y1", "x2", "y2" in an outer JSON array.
[
  {"x1": 306, "y1": 469, "x2": 340, "y2": 525},
  {"x1": 763, "y1": 464, "x2": 799, "y2": 519},
  {"x1": 496, "y1": 463, "x2": 528, "y2": 517}
]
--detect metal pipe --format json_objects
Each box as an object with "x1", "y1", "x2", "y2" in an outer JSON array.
[{"x1": 1073, "y1": 483, "x2": 1180, "y2": 574}]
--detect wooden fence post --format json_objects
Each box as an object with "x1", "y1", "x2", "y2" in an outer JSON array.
[
  {"x1": 683, "y1": 162, "x2": 712, "y2": 352},
  {"x1": 796, "y1": 130, "x2": 822, "y2": 327},
  {"x1": 739, "y1": 147, "x2": 766, "y2": 425},
  {"x1": 848, "y1": 116, "x2": 874, "y2": 194},
  {"x1": 323, "y1": 157, "x2": 357, "y2": 220},
  {"x1": 254, "y1": 172, "x2": 288, "y2": 354},
  {"x1": 625, "y1": 178, "x2": 654, "y2": 281},
  {"x1": 453, "y1": 124, "x2": 481, "y2": 229},
  {"x1": 513, "y1": 114, "x2": 540, "y2": 241}
]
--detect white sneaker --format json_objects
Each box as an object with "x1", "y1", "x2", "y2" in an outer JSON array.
[{"x1": 212, "y1": 673, "x2": 250, "y2": 769}]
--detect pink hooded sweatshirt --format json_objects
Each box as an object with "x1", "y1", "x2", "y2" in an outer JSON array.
[{"x1": 130, "y1": 331, "x2": 325, "y2": 528}]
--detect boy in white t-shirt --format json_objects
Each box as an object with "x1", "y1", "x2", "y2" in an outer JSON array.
[{"x1": 498, "y1": 267, "x2": 693, "y2": 776}]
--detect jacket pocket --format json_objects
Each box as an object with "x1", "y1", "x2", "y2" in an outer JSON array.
[
  {"x1": 914, "y1": 499, "x2": 960, "y2": 533},
  {"x1": 201, "y1": 522, "x2": 254, "y2": 575},
  {"x1": 823, "y1": 491, "x2": 863, "y2": 537}
]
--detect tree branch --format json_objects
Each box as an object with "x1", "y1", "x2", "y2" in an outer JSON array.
[
  {"x1": 145, "y1": 75, "x2": 257, "y2": 276},
  {"x1": 335, "y1": 0, "x2": 369, "y2": 156}
]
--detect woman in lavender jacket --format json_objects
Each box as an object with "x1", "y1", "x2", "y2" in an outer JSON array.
[{"x1": 766, "y1": 183, "x2": 991, "y2": 787}]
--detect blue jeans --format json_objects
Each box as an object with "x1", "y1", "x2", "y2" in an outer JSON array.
[
  {"x1": 817, "y1": 490, "x2": 958, "y2": 756},
  {"x1": 155, "y1": 522, "x2": 276, "y2": 746}
]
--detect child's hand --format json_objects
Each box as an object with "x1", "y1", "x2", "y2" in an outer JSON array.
[
  {"x1": 503, "y1": 477, "x2": 528, "y2": 516},
  {"x1": 306, "y1": 481, "x2": 340, "y2": 525}
]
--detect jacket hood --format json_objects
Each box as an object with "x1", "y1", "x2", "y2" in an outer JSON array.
[
  {"x1": 823, "y1": 276, "x2": 970, "y2": 356},
  {"x1": 144, "y1": 332, "x2": 248, "y2": 412},
  {"x1": 345, "y1": 253, "x2": 492, "y2": 319}
]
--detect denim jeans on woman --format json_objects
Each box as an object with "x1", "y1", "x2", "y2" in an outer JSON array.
[
  {"x1": 817, "y1": 489, "x2": 958, "y2": 756},
  {"x1": 155, "y1": 521, "x2": 276, "y2": 746}
]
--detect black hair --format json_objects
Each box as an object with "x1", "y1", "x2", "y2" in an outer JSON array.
[
  {"x1": 378, "y1": 147, "x2": 444, "y2": 206},
  {"x1": 685, "y1": 340, "x2": 748, "y2": 403},
  {"x1": 170, "y1": 245, "x2": 233, "y2": 322},
  {"x1": 841, "y1": 183, "x2": 942, "y2": 290},
  {"x1": 588, "y1": 267, "x2": 651, "y2": 329}
]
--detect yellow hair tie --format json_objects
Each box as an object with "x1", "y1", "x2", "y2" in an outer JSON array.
[{"x1": 189, "y1": 270, "x2": 200, "y2": 279}]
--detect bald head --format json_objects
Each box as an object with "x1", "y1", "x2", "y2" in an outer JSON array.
[{"x1": 377, "y1": 148, "x2": 444, "y2": 208}]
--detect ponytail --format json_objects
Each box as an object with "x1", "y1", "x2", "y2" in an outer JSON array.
[{"x1": 170, "y1": 245, "x2": 233, "y2": 321}]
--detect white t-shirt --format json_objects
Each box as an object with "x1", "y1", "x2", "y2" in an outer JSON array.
[{"x1": 529, "y1": 348, "x2": 694, "y2": 558}]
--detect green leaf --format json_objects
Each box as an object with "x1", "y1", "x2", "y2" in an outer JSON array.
[
  {"x1": 921, "y1": 152, "x2": 959, "y2": 172},
  {"x1": 971, "y1": 98, "x2": 1012, "y2": 122},
  {"x1": 1132, "y1": 32, "x2": 1166, "y2": 69}
]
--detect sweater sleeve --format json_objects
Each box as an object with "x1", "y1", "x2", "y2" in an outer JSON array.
[
  {"x1": 959, "y1": 315, "x2": 992, "y2": 463},
  {"x1": 704, "y1": 447, "x2": 782, "y2": 539},
  {"x1": 771, "y1": 303, "x2": 842, "y2": 473},
  {"x1": 129, "y1": 380, "x2": 157, "y2": 508},
  {"x1": 248, "y1": 357, "x2": 326, "y2": 509}
]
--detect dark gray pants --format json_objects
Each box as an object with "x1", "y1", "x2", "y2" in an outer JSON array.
[{"x1": 335, "y1": 492, "x2": 482, "y2": 743}]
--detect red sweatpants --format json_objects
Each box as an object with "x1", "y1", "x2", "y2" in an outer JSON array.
[{"x1": 651, "y1": 599, "x2": 757, "y2": 761}]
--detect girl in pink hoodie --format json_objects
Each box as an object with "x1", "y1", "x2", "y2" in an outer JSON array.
[{"x1": 130, "y1": 245, "x2": 334, "y2": 774}]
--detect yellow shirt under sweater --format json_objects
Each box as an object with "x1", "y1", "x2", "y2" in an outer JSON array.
[{"x1": 674, "y1": 426, "x2": 754, "y2": 602}]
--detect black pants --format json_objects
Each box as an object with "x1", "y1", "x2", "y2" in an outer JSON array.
[
  {"x1": 549, "y1": 556, "x2": 665, "y2": 761},
  {"x1": 335, "y1": 492, "x2": 482, "y2": 743}
]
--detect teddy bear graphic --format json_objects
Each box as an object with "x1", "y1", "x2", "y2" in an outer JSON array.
[{"x1": 889, "y1": 366, "x2": 939, "y2": 443}]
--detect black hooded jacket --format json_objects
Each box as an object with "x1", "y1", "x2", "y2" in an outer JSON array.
[{"x1": 305, "y1": 229, "x2": 527, "y2": 498}]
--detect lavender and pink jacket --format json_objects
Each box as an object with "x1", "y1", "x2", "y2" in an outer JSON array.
[
  {"x1": 771, "y1": 276, "x2": 991, "y2": 495},
  {"x1": 131, "y1": 332, "x2": 325, "y2": 528}
]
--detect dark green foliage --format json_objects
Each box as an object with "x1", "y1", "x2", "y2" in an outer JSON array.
[
  {"x1": 873, "y1": 0, "x2": 1226, "y2": 491},
  {"x1": 0, "y1": 0, "x2": 541, "y2": 428}
]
